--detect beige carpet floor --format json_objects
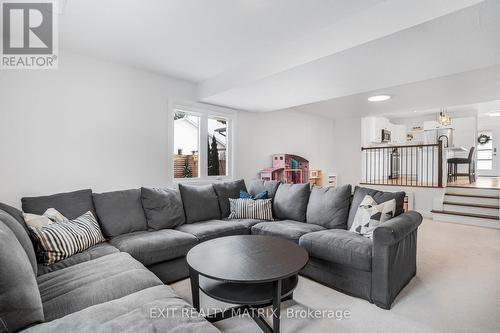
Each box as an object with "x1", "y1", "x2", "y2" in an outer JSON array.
[{"x1": 171, "y1": 219, "x2": 500, "y2": 332}]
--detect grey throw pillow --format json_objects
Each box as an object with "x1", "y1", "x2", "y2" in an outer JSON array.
[
  {"x1": 213, "y1": 179, "x2": 247, "y2": 218},
  {"x1": 273, "y1": 183, "x2": 310, "y2": 222},
  {"x1": 0, "y1": 220, "x2": 44, "y2": 332},
  {"x1": 178, "y1": 184, "x2": 221, "y2": 223},
  {"x1": 93, "y1": 189, "x2": 148, "y2": 237},
  {"x1": 248, "y1": 180, "x2": 280, "y2": 199},
  {"x1": 347, "y1": 186, "x2": 405, "y2": 229},
  {"x1": 306, "y1": 185, "x2": 352, "y2": 229},
  {"x1": 22, "y1": 189, "x2": 94, "y2": 220},
  {"x1": 141, "y1": 187, "x2": 185, "y2": 229}
]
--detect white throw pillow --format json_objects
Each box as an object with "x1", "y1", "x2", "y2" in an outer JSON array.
[
  {"x1": 349, "y1": 195, "x2": 396, "y2": 238},
  {"x1": 23, "y1": 208, "x2": 68, "y2": 228},
  {"x1": 43, "y1": 208, "x2": 68, "y2": 223},
  {"x1": 23, "y1": 214, "x2": 53, "y2": 228}
]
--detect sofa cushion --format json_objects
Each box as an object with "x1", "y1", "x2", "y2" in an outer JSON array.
[
  {"x1": 0, "y1": 202, "x2": 28, "y2": 232},
  {"x1": 141, "y1": 187, "x2": 185, "y2": 230},
  {"x1": 22, "y1": 286, "x2": 220, "y2": 333},
  {"x1": 273, "y1": 183, "x2": 310, "y2": 222},
  {"x1": 306, "y1": 185, "x2": 352, "y2": 229},
  {"x1": 213, "y1": 179, "x2": 247, "y2": 218},
  {"x1": 37, "y1": 242, "x2": 119, "y2": 276},
  {"x1": 347, "y1": 186, "x2": 405, "y2": 229},
  {"x1": 0, "y1": 209, "x2": 37, "y2": 275},
  {"x1": 251, "y1": 220, "x2": 324, "y2": 243},
  {"x1": 240, "y1": 190, "x2": 268, "y2": 200},
  {"x1": 0, "y1": 220, "x2": 44, "y2": 332},
  {"x1": 93, "y1": 189, "x2": 148, "y2": 237},
  {"x1": 299, "y1": 229, "x2": 373, "y2": 271},
  {"x1": 109, "y1": 229, "x2": 198, "y2": 266},
  {"x1": 22, "y1": 189, "x2": 94, "y2": 220},
  {"x1": 37, "y1": 252, "x2": 162, "y2": 321},
  {"x1": 178, "y1": 184, "x2": 221, "y2": 223},
  {"x1": 248, "y1": 179, "x2": 280, "y2": 199},
  {"x1": 222, "y1": 218, "x2": 266, "y2": 229},
  {"x1": 175, "y1": 220, "x2": 248, "y2": 242}
]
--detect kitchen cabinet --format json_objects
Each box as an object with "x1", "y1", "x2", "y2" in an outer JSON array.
[
  {"x1": 391, "y1": 124, "x2": 406, "y2": 143},
  {"x1": 361, "y1": 116, "x2": 391, "y2": 145},
  {"x1": 361, "y1": 116, "x2": 406, "y2": 145}
]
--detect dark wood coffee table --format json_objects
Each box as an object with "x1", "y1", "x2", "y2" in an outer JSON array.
[{"x1": 187, "y1": 235, "x2": 309, "y2": 333}]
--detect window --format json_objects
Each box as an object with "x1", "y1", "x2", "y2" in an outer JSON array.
[
  {"x1": 207, "y1": 117, "x2": 228, "y2": 176},
  {"x1": 172, "y1": 104, "x2": 233, "y2": 181},
  {"x1": 174, "y1": 111, "x2": 200, "y2": 178},
  {"x1": 477, "y1": 131, "x2": 493, "y2": 170}
]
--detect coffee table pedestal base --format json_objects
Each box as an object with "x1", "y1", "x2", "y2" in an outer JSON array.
[{"x1": 189, "y1": 271, "x2": 298, "y2": 333}]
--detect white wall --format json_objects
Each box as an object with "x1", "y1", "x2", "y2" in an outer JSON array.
[
  {"x1": 0, "y1": 52, "x2": 197, "y2": 208},
  {"x1": 0, "y1": 52, "x2": 340, "y2": 209},
  {"x1": 451, "y1": 116, "x2": 477, "y2": 156},
  {"x1": 235, "y1": 110, "x2": 335, "y2": 185},
  {"x1": 333, "y1": 117, "x2": 362, "y2": 187}
]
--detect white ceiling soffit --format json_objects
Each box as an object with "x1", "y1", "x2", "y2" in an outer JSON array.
[
  {"x1": 199, "y1": 0, "x2": 494, "y2": 111},
  {"x1": 60, "y1": 0, "x2": 387, "y2": 82},
  {"x1": 288, "y1": 64, "x2": 500, "y2": 119}
]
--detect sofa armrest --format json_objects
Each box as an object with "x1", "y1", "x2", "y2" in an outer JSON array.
[
  {"x1": 371, "y1": 211, "x2": 423, "y2": 309},
  {"x1": 373, "y1": 211, "x2": 422, "y2": 246}
]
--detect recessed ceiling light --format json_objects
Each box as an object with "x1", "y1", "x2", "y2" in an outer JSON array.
[
  {"x1": 368, "y1": 95, "x2": 391, "y2": 102},
  {"x1": 489, "y1": 111, "x2": 500, "y2": 117}
]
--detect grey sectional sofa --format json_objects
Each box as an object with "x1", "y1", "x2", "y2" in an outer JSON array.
[{"x1": 0, "y1": 180, "x2": 422, "y2": 332}]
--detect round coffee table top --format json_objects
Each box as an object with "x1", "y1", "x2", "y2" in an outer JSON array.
[{"x1": 187, "y1": 235, "x2": 309, "y2": 283}]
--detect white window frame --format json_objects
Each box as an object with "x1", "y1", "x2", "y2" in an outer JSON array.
[
  {"x1": 477, "y1": 130, "x2": 493, "y2": 171},
  {"x1": 168, "y1": 100, "x2": 236, "y2": 184}
]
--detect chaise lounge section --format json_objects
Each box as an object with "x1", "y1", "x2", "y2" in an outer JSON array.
[{"x1": 0, "y1": 179, "x2": 422, "y2": 332}]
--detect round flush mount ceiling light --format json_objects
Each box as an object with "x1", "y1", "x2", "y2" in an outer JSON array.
[{"x1": 368, "y1": 95, "x2": 391, "y2": 102}]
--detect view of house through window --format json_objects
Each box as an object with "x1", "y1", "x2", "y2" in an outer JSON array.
[
  {"x1": 207, "y1": 117, "x2": 228, "y2": 176},
  {"x1": 174, "y1": 111, "x2": 199, "y2": 178},
  {"x1": 173, "y1": 108, "x2": 230, "y2": 179}
]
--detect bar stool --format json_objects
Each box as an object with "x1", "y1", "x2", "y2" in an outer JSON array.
[{"x1": 447, "y1": 147, "x2": 475, "y2": 183}]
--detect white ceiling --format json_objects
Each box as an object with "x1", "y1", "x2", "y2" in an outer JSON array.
[{"x1": 59, "y1": 0, "x2": 500, "y2": 117}]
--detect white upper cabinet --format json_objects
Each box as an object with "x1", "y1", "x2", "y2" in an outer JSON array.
[{"x1": 361, "y1": 116, "x2": 405, "y2": 145}]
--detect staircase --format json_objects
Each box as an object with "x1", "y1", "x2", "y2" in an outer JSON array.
[{"x1": 431, "y1": 186, "x2": 500, "y2": 229}]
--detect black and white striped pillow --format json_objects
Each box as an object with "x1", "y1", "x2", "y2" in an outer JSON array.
[
  {"x1": 228, "y1": 198, "x2": 274, "y2": 221},
  {"x1": 28, "y1": 211, "x2": 105, "y2": 265}
]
